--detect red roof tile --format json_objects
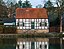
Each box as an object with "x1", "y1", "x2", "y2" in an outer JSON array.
[{"x1": 16, "y1": 8, "x2": 48, "y2": 19}]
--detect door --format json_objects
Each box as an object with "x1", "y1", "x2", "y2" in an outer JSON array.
[{"x1": 31, "y1": 22, "x2": 35, "y2": 29}]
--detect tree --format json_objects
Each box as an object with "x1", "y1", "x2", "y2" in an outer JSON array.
[
  {"x1": 0, "y1": 0, "x2": 8, "y2": 18},
  {"x1": 15, "y1": 3, "x2": 19, "y2": 9},
  {"x1": 56, "y1": 0, "x2": 64, "y2": 7},
  {"x1": 0, "y1": 0, "x2": 3, "y2": 4},
  {"x1": 36, "y1": 4, "x2": 43, "y2": 8},
  {"x1": 4, "y1": 0, "x2": 16, "y2": 8},
  {"x1": 18, "y1": 0, "x2": 32, "y2": 8},
  {"x1": 44, "y1": 0, "x2": 54, "y2": 8},
  {"x1": 44, "y1": 0, "x2": 61, "y2": 32},
  {"x1": 55, "y1": 0, "x2": 64, "y2": 32},
  {"x1": 18, "y1": 0, "x2": 22, "y2": 8},
  {"x1": 22, "y1": 0, "x2": 32, "y2": 8},
  {"x1": 44, "y1": 0, "x2": 55, "y2": 22}
]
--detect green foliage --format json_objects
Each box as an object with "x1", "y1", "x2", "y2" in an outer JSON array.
[
  {"x1": 36, "y1": 4, "x2": 42, "y2": 8},
  {"x1": 0, "y1": 0, "x2": 8, "y2": 18},
  {"x1": 4, "y1": 26, "x2": 16, "y2": 34},
  {"x1": 44, "y1": 0, "x2": 61, "y2": 27},
  {"x1": 18, "y1": 0, "x2": 32, "y2": 8},
  {"x1": 44, "y1": 0, "x2": 54, "y2": 8},
  {"x1": 18, "y1": 0, "x2": 22, "y2": 8},
  {"x1": 23, "y1": 1, "x2": 32, "y2": 8},
  {"x1": 56, "y1": 0, "x2": 64, "y2": 7},
  {"x1": 0, "y1": 25, "x2": 3, "y2": 33},
  {"x1": 0, "y1": 0, "x2": 4, "y2": 5}
]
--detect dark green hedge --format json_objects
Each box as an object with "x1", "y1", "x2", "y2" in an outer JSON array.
[{"x1": 3, "y1": 26, "x2": 17, "y2": 34}]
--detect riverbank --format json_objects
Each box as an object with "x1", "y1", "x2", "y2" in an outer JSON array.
[{"x1": 0, "y1": 32, "x2": 62, "y2": 38}]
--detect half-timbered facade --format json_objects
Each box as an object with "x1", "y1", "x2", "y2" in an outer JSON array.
[{"x1": 16, "y1": 8, "x2": 49, "y2": 33}]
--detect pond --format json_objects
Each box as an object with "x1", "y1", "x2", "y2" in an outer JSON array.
[{"x1": 0, "y1": 38, "x2": 63, "y2": 49}]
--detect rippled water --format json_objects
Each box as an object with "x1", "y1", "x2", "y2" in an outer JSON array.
[{"x1": 0, "y1": 38, "x2": 63, "y2": 49}]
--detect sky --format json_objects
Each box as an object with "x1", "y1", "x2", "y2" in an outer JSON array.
[
  {"x1": 4, "y1": 0, "x2": 57, "y2": 8},
  {"x1": 16, "y1": 0, "x2": 47, "y2": 7},
  {"x1": 16, "y1": 0, "x2": 57, "y2": 8}
]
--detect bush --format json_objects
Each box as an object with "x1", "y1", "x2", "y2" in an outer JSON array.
[
  {"x1": 0, "y1": 25, "x2": 3, "y2": 34},
  {"x1": 3, "y1": 26, "x2": 17, "y2": 34}
]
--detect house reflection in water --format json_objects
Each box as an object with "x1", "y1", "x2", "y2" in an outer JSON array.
[
  {"x1": 0, "y1": 38, "x2": 63, "y2": 49},
  {"x1": 16, "y1": 38, "x2": 49, "y2": 49}
]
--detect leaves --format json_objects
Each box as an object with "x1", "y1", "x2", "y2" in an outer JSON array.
[{"x1": 44, "y1": 0, "x2": 54, "y2": 8}]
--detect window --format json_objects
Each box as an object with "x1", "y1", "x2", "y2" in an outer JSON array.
[
  {"x1": 16, "y1": 19, "x2": 48, "y2": 29},
  {"x1": 45, "y1": 22, "x2": 47, "y2": 26},
  {"x1": 17, "y1": 22, "x2": 19, "y2": 26},
  {"x1": 24, "y1": 19, "x2": 30, "y2": 29},
  {"x1": 40, "y1": 22, "x2": 45, "y2": 26},
  {"x1": 22, "y1": 22, "x2": 24, "y2": 26},
  {"x1": 40, "y1": 22, "x2": 47, "y2": 26},
  {"x1": 19, "y1": 22, "x2": 24, "y2": 26}
]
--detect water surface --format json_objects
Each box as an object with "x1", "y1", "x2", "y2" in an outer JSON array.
[{"x1": 0, "y1": 38, "x2": 63, "y2": 49}]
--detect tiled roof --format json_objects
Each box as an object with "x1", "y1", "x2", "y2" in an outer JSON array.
[{"x1": 16, "y1": 8, "x2": 48, "y2": 19}]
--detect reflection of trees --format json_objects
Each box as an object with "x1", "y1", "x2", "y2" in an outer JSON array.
[
  {"x1": 0, "y1": 38, "x2": 16, "y2": 49},
  {"x1": 49, "y1": 38, "x2": 60, "y2": 49}
]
